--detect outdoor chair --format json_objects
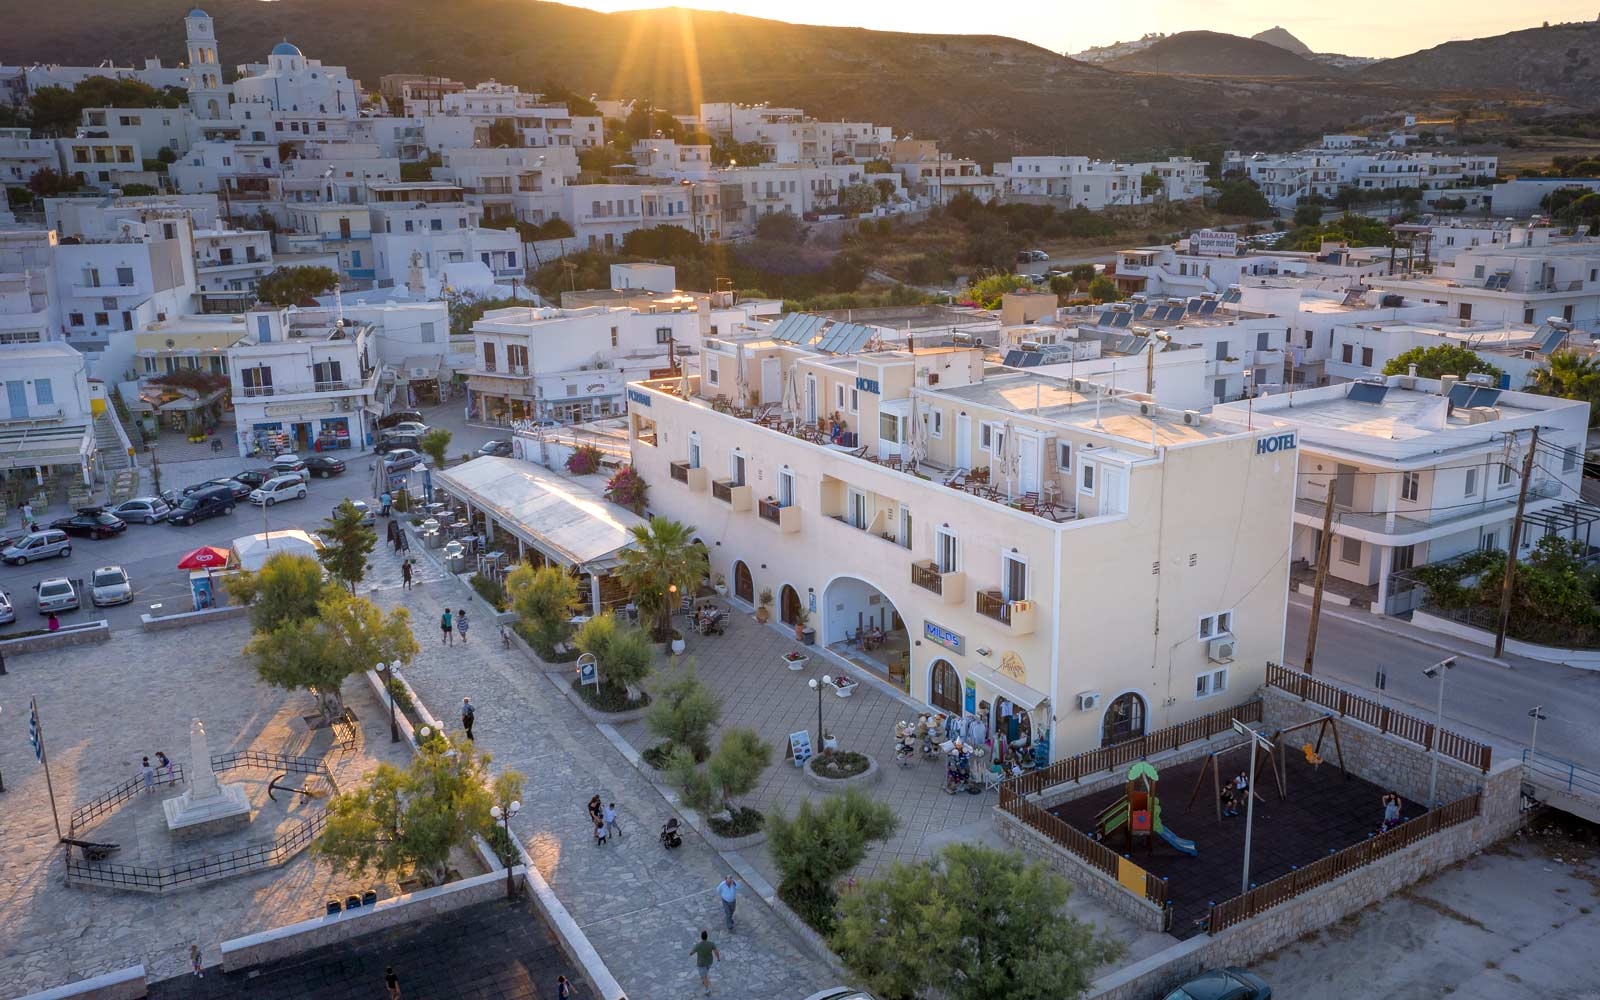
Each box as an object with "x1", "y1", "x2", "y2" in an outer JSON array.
[
  {"x1": 362, "y1": 889, "x2": 378, "y2": 906},
  {"x1": 346, "y1": 894, "x2": 362, "y2": 911},
  {"x1": 325, "y1": 899, "x2": 343, "y2": 916}
]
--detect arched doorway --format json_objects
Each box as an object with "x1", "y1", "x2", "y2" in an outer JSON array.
[
  {"x1": 733, "y1": 561, "x2": 754, "y2": 604},
  {"x1": 1101, "y1": 692, "x2": 1147, "y2": 747},
  {"x1": 822, "y1": 575, "x2": 908, "y2": 690},
  {"x1": 929, "y1": 659, "x2": 962, "y2": 714},
  {"x1": 779, "y1": 584, "x2": 802, "y2": 626}
]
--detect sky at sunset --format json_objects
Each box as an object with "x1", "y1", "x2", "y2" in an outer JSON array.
[{"x1": 570, "y1": 1, "x2": 1595, "y2": 59}]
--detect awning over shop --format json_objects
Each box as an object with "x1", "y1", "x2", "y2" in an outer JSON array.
[
  {"x1": 435, "y1": 457, "x2": 643, "y2": 573},
  {"x1": 0, "y1": 421, "x2": 92, "y2": 470},
  {"x1": 232, "y1": 530, "x2": 324, "y2": 571},
  {"x1": 965, "y1": 662, "x2": 1050, "y2": 713}
]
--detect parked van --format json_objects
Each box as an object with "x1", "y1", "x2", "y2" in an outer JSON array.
[
  {"x1": 168, "y1": 485, "x2": 237, "y2": 525},
  {"x1": 2, "y1": 528, "x2": 72, "y2": 565}
]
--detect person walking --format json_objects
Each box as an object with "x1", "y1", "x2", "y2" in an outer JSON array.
[
  {"x1": 689, "y1": 930, "x2": 720, "y2": 995},
  {"x1": 594, "y1": 820, "x2": 608, "y2": 847},
  {"x1": 440, "y1": 608, "x2": 453, "y2": 645},
  {"x1": 556, "y1": 975, "x2": 572, "y2": 1000},
  {"x1": 456, "y1": 608, "x2": 469, "y2": 645},
  {"x1": 587, "y1": 795, "x2": 603, "y2": 829},
  {"x1": 380, "y1": 490, "x2": 393, "y2": 516},
  {"x1": 401, "y1": 559, "x2": 413, "y2": 589},
  {"x1": 461, "y1": 697, "x2": 475, "y2": 741},
  {"x1": 140, "y1": 756, "x2": 155, "y2": 793},
  {"x1": 384, "y1": 965, "x2": 401, "y2": 1000},
  {"x1": 603, "y1": 801, "x2": 622, "y2": 839},
  {"x1": 20, "y1": 501, "x2": 32, "y2": 528},
  {"x1": 189, "y1": 944, "x2": 203, "y2": 978},
  {"x1": 717, "y1": 875, "x2": 739, "y2": 931}
]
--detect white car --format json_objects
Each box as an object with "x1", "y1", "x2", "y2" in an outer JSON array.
[
  {"x1": 109, "y1": 496, "x2": 172, "y2": 525},
  {"x1": 89, "y1": 565, "x2": 133, "y2": 607},
  {"x1": 386, "y1": 421, "x2": 430, "y2": 437},
  {"x1": 0, "y1": 589, "x2": 14, "y2": 625},
  {"x1": 35, "y1": 577, "x2": 79, "y2": 614},
  {"x1": 249, "y1": 475, "x2": 309, "y2": 506}
]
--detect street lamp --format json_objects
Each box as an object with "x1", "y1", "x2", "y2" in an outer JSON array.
[
  {"x1": 1529, "y1": 705, "x2": 1548, "y2": 756},
  {"x1": 489, "y1": 800, "x2": 522, "y2": 899},
  {"x1": 1231, "y1": 718, "x2": 1275, "y2": 896},
  {"x1": 807, "y1": 674, "x2": 833, "y2": 750},
  {"x1": 376, "y1": 661, "x2": 400, "y2": 742},
  {"x1": 1422, "y1": 656, "x2": 1457, "y2": 807}
]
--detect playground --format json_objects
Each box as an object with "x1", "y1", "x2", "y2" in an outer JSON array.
[{"x1": 1048, "y1": 723, "x2": 1422, "y2": 939}]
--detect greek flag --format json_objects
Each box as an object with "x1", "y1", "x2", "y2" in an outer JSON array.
[{"x1": 28, "y1": 701, "x2": 41, "y2": 763}]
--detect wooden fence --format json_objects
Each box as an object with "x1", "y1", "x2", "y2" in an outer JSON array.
[
  {"x1": 1207, "y1": 792, "x2": 1481, "y2": 933},
  {"x1": 1265, "y1": 663, "x2": 1492, "y2": 772},
  {"x1": 997, "y1": 786, "x2": 1170, "y2": 911}
]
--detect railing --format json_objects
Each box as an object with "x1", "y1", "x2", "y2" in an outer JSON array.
[
  {"x1": 711, "y1": 479, "x2": 735, "y2": 503},
  {"x1": 757, "y1": 498, "x2": 784, "y2": 524},
  {"x1": 1004, "y1": 699, "x2": 1264, "y2": 800},
  {"x1": 69, "y1": 765, "x2": 185, "y2": 835},
  {"x1": 1265, "y1": 663, "x2": 1492, "y2": 772},
  {"x1": 975, "y1": 590, "x2": 1011, "y2": 624},
  {"x1": 239, "y1": 376, "x2": 374, "y2": 398},
  {"x1": 670, "y1": 460, "x2": 690, "y2": 484},
  {"x1": 1208, "y1": 792, "x2": 1482, "y2": 934},
  {"x1": 1295, "y1": 481, "x2": 1559, "y2": 536},
  {"x1": 1522, "y1": 748, "x2": 1600, "y2": 800},
  {"x1": 911, "y1": 561, "x2": 943, "y2": 595},
  {"x1": 998, "y1": 784, "x2": 1169, "y2": 908}
]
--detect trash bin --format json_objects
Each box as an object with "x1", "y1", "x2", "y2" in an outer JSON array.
[{"x1": 443, "y1": 540, "x2": 465, "y2": 573}]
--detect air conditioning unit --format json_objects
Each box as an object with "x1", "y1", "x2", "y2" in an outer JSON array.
[
  {"x1": 1207, "y1": 635, "x2": 1236, "y2": 663},
  {"x1": 1139, "y1": 402, "x2": 1156, "y2": 416},
  {"x1": 1183, "y1": 410, "x2": 1202, "y2": 425},
  {"x1": 1076, "y1": 691, "x2": 1101, "y2": 712},
  {"x1": 338, "y1": 398, "x2": 351, "y2": 411}
]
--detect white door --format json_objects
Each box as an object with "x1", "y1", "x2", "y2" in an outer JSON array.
[
  {"x1": 805, "y1": 375, "x2": 818, "y2": 424},
  {"x1": 1019, "y1": 433, "x2": 1040, "y2": 494},
  {"x1": 761, "y1": 357, "x2": 781, "y2": 406},
  {"x1": 955, "y1": 413, "x2": 972, "y2": 469},
  {"x1": 1101, "y1": 465, "x2": 1127, "y2": 516}
]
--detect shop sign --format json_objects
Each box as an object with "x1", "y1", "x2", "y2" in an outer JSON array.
[
  {"x1": 924, "y1": 619, "x2": 964, "y2": 656},
  {"x1": 963, "y1": 678, "x2": 977, "y2": 713},
  {"x1": 265, "y1": 401, "x2": 335, "y2": 417},
  {"x1": 626, "y1": 388, "x2": 652, "y2": 407},
  {"x1": 1191, "y1": 229, "x2": 1239, "y2": 257}
]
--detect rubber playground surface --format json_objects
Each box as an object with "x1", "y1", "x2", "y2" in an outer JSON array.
[{"x1": 1048, "y1": 750, "x2": 1421, "y2": 938}]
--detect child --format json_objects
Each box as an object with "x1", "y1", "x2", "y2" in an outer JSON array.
[
  {"x1": 1220, "y1": 785, "x2": 1238, "y2": 818},
  {"x1": 190, "y1": 944, "x2": 203, "y2": 978},
  {"x1": 594, "y1": 820, "x2": 609, "y2": 847}
]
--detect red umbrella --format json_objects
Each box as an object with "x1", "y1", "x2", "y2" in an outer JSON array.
[{"x1": 177, "y1": 546, "x2": 232, "y2": 570}]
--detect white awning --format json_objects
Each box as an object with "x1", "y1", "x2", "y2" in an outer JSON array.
[
  {"x1": 232, "y1": 530, "x2": 324, "y2": 571},
  {"x1": 0, "y1": 422, "x2": 92, "y2": 470},
  {"x1": 965, "y1": 662, "x2": 1049, "y2": 713}
]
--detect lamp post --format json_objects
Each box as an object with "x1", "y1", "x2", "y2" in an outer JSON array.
[
  {"x1": 807, "y1": 674, "x2": 833, "y2": 749},
  {"x1": 489, "y1": 800, "x2": 522, "y2": 899},
  {"x1": 1422, "y1": 656, "x2": 1457, "y2": 807},
  {"x1": 1231, "y1": 718, "x2": 1275, "y2": 896},
  {"x1": 376, "y1": 661, "x2": 399, "y2": 742},
  {"x1": 1528, "y1": 705, "x2": 1547, "y2": 756}
]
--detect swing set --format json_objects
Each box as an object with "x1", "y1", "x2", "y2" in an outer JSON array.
[{"x1": 1184, "y1": 716, "x2": 1348, "y2": 823}]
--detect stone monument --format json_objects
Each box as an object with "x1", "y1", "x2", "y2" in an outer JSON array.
[{"x1": 162, "y1": 718, "x2": 252, "y2": 839}]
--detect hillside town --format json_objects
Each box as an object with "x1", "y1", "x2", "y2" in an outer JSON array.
[{"x1": 1, "y1": 9, "x2": 1599, "y2": 1000}]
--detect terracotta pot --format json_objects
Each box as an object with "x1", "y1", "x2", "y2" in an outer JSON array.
[{"x1": 755, "y1": 607, "x2": 770, "y2": 623}]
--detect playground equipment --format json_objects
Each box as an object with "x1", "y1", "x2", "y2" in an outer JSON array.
[
  {"x1": 1272, "y1": 714, "x2": 1347, "y2": 795},
  {"x1": 1183, "y1": 715, "x2": 1348, "y2": 822},
  {"x1": 1093, "y1": 761, "x2": 1198, "y2": 857}
]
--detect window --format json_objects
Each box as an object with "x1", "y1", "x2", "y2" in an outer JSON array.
[
  {"x1": 656, "y1": 327, "x2": 673, "y2": 344},
  {"x1": 879, "y1": 411, "x2": 900, "y2": 444},
  {"x1": 1464, "y1": 467, "x2": 1478, "y2": 497},
  {"x1": 1458, "y1": 303, "x2": 1473, "y2": 321},
  {"x1": 1480, "y1": 530, "x2": 1497, "y2": 551},
  {"x1": 420, "y1": 321, "x2": 435, "y2": 343},
  {"x1": 1564, "y1": 446, "x2": 1579, "y2": 472},
  {"x1": 935, "y1": 527, "x2": 958, "y2": 573},
  {"x1": 115, "y1": 266, "x2": 134, "y2": 286},
  {"x1": 430, "y1": 219, "x2": 443, "y2": 232},
  {"x1": 729, "y1": 452, "x2": 746, "y2": 486},
  {"x1": 777, "y1": 468, "x2": 796, "y2": 507},
  {"x1": 707, "y1": 366, "x2": 719, "y2": 386},
  {"x1": 1195, "y1": 668, "x2": 1229, "y2": 699},
  {"x1": 34, "y1": 378, "x2": 53, "y2": 405},
  {"x1": 1498, "y1": 463, "x2": 1515, "y2": 487},
  {"x1": 483, "y1": 342, "x2": 496, "y2": 370},
  {"x1": 93, "y1": 312, "x2": 109, "y2": 326},
  {"x1": 1400, "y1": 471, "x2": 1420, "y2": 503},
  {"x1": 1002, "y1": 552, "x2": 1028, "y2": 602},
  {"x1": 610, "y1": 326, "x2": 618, "y2": 348},
  {"x1": 1080, "y1": 463, "x2": 1095, "y2": 494},
  {"x1": 68, "y1": 312, "x2": 83, "y2": 327},
  {"x1": 1340, "y1": 344, "x2": 1354, "y2": 364},
  {"x1": 1524, "y1": 308, "x2": 1537, "y2": 324},
  {"x1": 835, "y1": 384, "x2": 845, "y2": 410},
  {"x1": 930, "y1": 410, "x2": 942, "y2": 438},
  {"x1": 1256, "y1": 330, "x2": 1270, "y2": 352},
  {"x1": 1340, "y1": 535, "x2": 1362, "y2": 564},
  {"x1": 565, "y1": 385, "x2": 577, "y2": 397},
  {"x1": 1392, "y1": 545, "x2": 1415, "y2": 573},
  {"x1": 241, "y1": 365, "x2": 272, "y2": 394},
  {"x1": 847, "y1": 488, "x2": 868, "y2": 529},
  {"x1": 1198, "y1": 610, "x2": 1233, "y2": 639},
  {"x1": 687, "y1": 432, "x2": 701, "y2": 469},
  {"x1": 1360, "y1": 347, "x2": 1374, "y2": 367}
]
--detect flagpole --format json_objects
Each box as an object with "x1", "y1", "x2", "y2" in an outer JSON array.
[{"x1": 31, "y1": 697, "x2": 62, "y2": 842}]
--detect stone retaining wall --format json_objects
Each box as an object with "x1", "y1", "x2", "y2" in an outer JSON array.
[
  {"x1": 993, "y1": 806, "x2": 1167, "y2": 932},
  {"x1": 0, "y1": 621, "x2": 111, "y2": 654},
  {"x1": 140, "y1": 605, "x2": 250, "y2": 631},
  {"x1": 15, "y1": 966, "x2": 146, "y2": 1000}
]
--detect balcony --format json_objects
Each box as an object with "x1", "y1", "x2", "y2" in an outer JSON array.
[
  {"x1": 974, "y1": 590, "x2": 1037, "y2": 635},
  {"x1": 669, "y1": 460, "x2": 708, "y2": 491},
  {"x1": 1207, "y1": 357, "x2": 1246, "y2": 379},
  {"x1": 911, "y1": 561, "x2": 965, "y2": 605},
  {"x1": 757, "y1": 498, "x2": 800, "y2": 532},
  {"x1": 711, "y1": 479, "x2": 752, "y2": 511},
  {"x1": 1294, "y1": 480, "x2": 1561, "y2": 539},
  {"x1": 237, "y1": 376, "x2": 374, "y2": 399}
]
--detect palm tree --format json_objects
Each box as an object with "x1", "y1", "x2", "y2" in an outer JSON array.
[
  {"x1": 616, "y1": 516, "x2": 708, "y2": 641},
  {"x1": 1530, "y1": 350, "x2": 1600, "y2": 426}
]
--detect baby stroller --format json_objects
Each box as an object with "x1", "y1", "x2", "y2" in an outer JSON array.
[{"x1": 659, "y1": 817, "x2": 683, "y2": 849}]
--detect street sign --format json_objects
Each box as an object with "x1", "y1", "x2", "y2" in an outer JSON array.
[{"x1": 576, "y1": 653, "x2": 599, "y2": 689}]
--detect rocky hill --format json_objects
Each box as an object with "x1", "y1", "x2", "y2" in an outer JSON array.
[
  {"x1": 1362, "y1": 21, "x2": 1600, "y2": 101},
  {"x1": 1251, "y1": 26, "x2": 1313, "y2": 56},
  {"x1": 1106, "y1": 30, "x2": 1335, "y2": 78}
]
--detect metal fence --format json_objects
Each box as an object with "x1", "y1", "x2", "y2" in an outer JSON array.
[
  {"x1": 69, "y1": 765, "x2": 186, "y2": 835},
  {"x1": 1265, "y1": 663, "x2": 1492, "y2": 772},
  {"x1": 1207, "y1": 792, "x2": 1481, "y2": 934},
  {"x1": 1523, "y1": 748, "x2": 1600, "y2": 800}
]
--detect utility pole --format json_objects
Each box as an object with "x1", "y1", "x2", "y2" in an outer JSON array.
[
  {"x1": 1303, "y1": 478, "x2": 1338, "y2": 675},
  {"x1": 1494, "y1": 427, "x2": 1539, "y2": 657}
]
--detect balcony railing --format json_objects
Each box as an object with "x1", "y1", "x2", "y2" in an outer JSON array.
[
  {"x1": 712, "y1": 479, "x2": 752, "y2": 510},
  {"x1": 1295, "y1": 480, "x2": 1559, "y2": 537},
  {"x1": 911, "y1": 561, "x2": 943, "y2": 595},
  {"x1": 757, "y1": 497, "x2": 783, "y2": 523},
  {"x1": 757, "y1": 497, "x2": 799, "y2": 531},
  {"x1": 975, "y1": 590, "x2": 1037, "y2": 635},
  {"x1": 670, "y1": 461, "x2": 689, "y2": 484},
  {"x1": 238, "y1": 377, "x2": 372, "y2": 398}
]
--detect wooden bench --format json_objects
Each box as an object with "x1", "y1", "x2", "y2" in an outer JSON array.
[{"x1": 331, "y1": 708, "x2": 359, "y2": 750}]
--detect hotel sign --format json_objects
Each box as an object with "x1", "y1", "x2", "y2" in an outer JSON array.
[
  {"x1": 1256, "y1": 432, "x2": 1296, "y2": 456},
  {"x1": 855, "y1": 376, "x2": 881, "y2": 395},
  {"x1": 923, "y1": 619, "x2": 964, "y2": 656},
  {"x1": 626, "y1": 387, "x2": 652, "y2": 407}
]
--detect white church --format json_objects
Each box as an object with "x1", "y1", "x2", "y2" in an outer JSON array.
[{"x1": 181, "y1": 8, "x2": 361, "y2": 123}]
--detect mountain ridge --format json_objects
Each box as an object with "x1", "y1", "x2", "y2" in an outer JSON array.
[{"x1": 1106, "y1": 30, "x2": 1334, "y2": 78}]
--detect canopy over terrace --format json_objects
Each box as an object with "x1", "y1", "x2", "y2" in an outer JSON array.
[
  {"x1": 435, "y1": 457, "x2": 644, "y2": 613},
  {"x1": 0, "y1": 420, "x2": 94, "y2": 485}
]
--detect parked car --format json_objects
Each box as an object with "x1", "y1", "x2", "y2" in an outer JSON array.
[
  {"x1": 167, "y1": 485, "x2": 236, "y2": 526},
  {"x1": 1160, "y1": 967, "x2": 1271, "y2": 1000},
  {"x1": 270, "y1": 453, "x2": 309, "y2": 475},
  {"x1": 89, "y1": 565, "x2": 133, "y2": 607},
  {"x1": 3, "y1": 529, "x2": 72, "y2": 564},
  {"x1": 338, "y1": 499, "x2": 375, "y2": 527},
  {"x1": 1016, "y1": 249, "x2": 1049, "y2": 263},
  {"x1": 304, "y1": 455, "x2": 347, "y2": 478},
  {"x1": 383, "y1": 448, "x2": 425, "y2": 471},
  {"x1": 249, "y1": 475, "x2": 308, "y2": 506},
  {"x1": 802, "y1": 991, "x2": 878, "y2": 1000},
  {"x1": 231, "y1": 469, "x2": 274, "y2": 490},
  {"x1": 377, "y1": 409, "x2": 425, "y2": 430},
  {"x1": 477, "y1": 439, "x2": 513, "y2": 458},
  {"x1": 377, "y1": 434, "x2": 422, "y2": 454},
  {"x1": 0, "y1": 589, "x2": 14, "y2": 625},
  {"x1": 184, "y1": 478, "x2": 251, "y2": 501},
  {"x1": 385, "y1": 421, "x2": 430, "y2": 437},
  {"x1": 108, "y1": 496, "x2": 172, "y2": 525},
  {"x1": 49, "y1": 508, "x2": 127, "y2": 540},
  {"x1": 0, "y1": 525, "x2": 29, "y2": 549},
  {"x1": 35, "y1": 577, "x2": 79, "y2": 614}
]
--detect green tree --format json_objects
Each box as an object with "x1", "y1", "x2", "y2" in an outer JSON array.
[
  {"x1": 318, "y1": 738, "x2": 502, "y2": 886},
  {"x1": 1086, "y1": 274, "x2": 1120, "y2": 303},
  {"x1": 768, "y1": 789, "x2": 899, "y2": 932},
  {"x1": 964, "y1": 272, "x2": 1027, "y2": 309},
  {"x1": 26, "y1": 167, "x2": 84, "y2": 198},
  {"x1": 1381, "y1": 344, "x2": 1502, "y2": 381},
  {"x1": 644, "y1": 667, "x2": 722, "y2": 762},
  {"x1": 504, "y1": 563, "x2": 583, "y2": 653},
  {"x1": 1292, "y1": 203, "x2": 1324, "y2": 228},
  {"x1": 418, "y1": 427, "x2": 453, "y2": 469},
  {"x1": 832, "y1": 843, "x2": 1123, "y2": 1000},
  {"x1": 256, "y1": 265, "x2": 339, "y2": 307},
  {"x1": 246, "y1": 587, "x2": 419, "y2": 724},
  {"x1": 1286, "y1": 213, "x2": 1394, "y2": 252},
  {"x1": 754, "y1": 210, "x2": 808, "y2": 245},
  {"x1": 1530, "y1": 349, "x2": 1600, "y2": 426},
  {"x1": 573, "y1": 612, "x2": 655, "y2": 700},
  {"x1": 837, "y1": 183, "x2": 880, "y2": 214},
  {"x1": 616, "y1": 516, "x2": 708, "y2": 640},
  {"x1": 487, "y1": 119, "x2": 519, "y2": 148},
  {"x1": 224, "y1": 551, "x2": 326, "y2": 633},
  {"x1": 1140, "y1": 171, "x2": 1163, "y2": 200},
  {"x1": 1216, "y1": 180, "x2": 1270, "y2": 217},
  {"x1": 706, "y1": 726, "x2": 772, "y2": 811},
  {"x1": 316, "y1": 500, "x2": 378, "y2": 593}
]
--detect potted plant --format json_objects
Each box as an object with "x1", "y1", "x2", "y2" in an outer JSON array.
[
  {"x1": 830, "y1": 673, "x2": 860, "y2": 698},
  {"x1": 756, "y1": 587, "x2": 773, "y2": 624},
  {"x1": 713, "y1": 573, "x2": 728, "y2": 597},
  {"x1": 793, "y1": 607, "x2": 810, "y2": 642},
  {"x1": 783, "y1": 650, "x2": 809, "y2": 671},
  {"x1": 670, "y1": 628, "x2": 686, "y2": 656}
]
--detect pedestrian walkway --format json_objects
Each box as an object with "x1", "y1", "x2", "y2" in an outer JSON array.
[{"x1": 363, "y1": 534, "x2": 835, "y2": 999}]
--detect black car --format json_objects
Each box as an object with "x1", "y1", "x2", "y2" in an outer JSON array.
[
  {"x1": 184, "y1": 478, "x2": 251, "y2": 500},
  {"x1": 49, "y1": 508, "x2": 127, "y2": 540},
  {"x1": 478, "y1": 439, "x2": 513, "y2": 458},
  {"x1": 377, "y1": 433, "x2": 422, "y2": 454},
  {"x1": 232, "y1": 469, "x2": 274, "y2": 490},
  {"x1": 304, "y1": 455, "x2": 347, "y2": 478},
  {"x1": 1161, "y1": 967, "x2": 1271, "y2": 1000}
]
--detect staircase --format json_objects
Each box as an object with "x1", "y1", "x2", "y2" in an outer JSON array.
[{"x1": 94, "y1": 410, "x2": 130, "y2": 472}]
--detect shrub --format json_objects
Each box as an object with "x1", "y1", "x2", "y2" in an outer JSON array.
[
  {"x1": 663, "y1": 744, "x2": 716, "y2": 813},
  {"x1": 808, "y1": 751, "x2": 870, "y2": 780},
  {"x1": 573, "y1": 612, "x2": 655, "y2": 701},
  {"x1": 566, "y1": 444, "x2": 604, "y2": 475},
  {"x1": 708, "y1": 806, "x2": 764, "y2": 838},
  {"x1": 504, "y1": 564, "x2": 582, "y2": 655},
  {"x1": 768, "y1": 789, "x2": 898, "y2": 932},
  {"x1": 641, "y1": 741, "x2": 678, "y2": 769},
  {"x1": 644, "y1": 667, "x2": 722, "y2": 762},
  {"x1": 571, "y1": 675, "x2": 650, "y2": 712},
  {"x1": 469, "y1": 573, "x2": 507, "y2": 611},
  {"x1": 604, "y1": 465, "x2": 649, "y2": 513}
]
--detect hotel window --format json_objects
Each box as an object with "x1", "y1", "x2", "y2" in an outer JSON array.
[
  {"x1": 656, "y1": 327, "x2": 673, "y2": 344},
  {"x1": 688, "y1": 432, "x2": 701, "y2": 469},
  {"x1": 610, "y1": 326, "x2": 618, "y2": 347},
  {"x1": 1564, "y1": 447, "x2": 1579, "y2": 472},
  {"x1": 847, "y1": 488, "x2": 868, "y2": 529},
  {"x1": 1198, "y1": 610, "x2": 1233, "y2": 639},
  {"x1": 935, "y1": 527, "x2": 958, "y2": 573},
  {"x1": 707, "y1": 365, "x2": 719, "y2": 387},
  {"x1": 1080, "y1": 462, "x2": 1095, "y2": 494},
  {"x1": 1400, "y1": 471, "x2": 1420, "y2": 503},
  {"x1": 1195, "y1": 668, "x2": 1229, "y2": 699},
  {"x1": 1464, "y1": 467, "x2": 1478, "y2": 497},
  {"x1": 1498, "y1": 463, "x2": 1515, "y2": 487},
  {"x1": 729, "y1": 452, "x2": 746, "y2": 486},
  {"x1": 1340, "y1": 536, "x2": 1362, "y2": 564},
  {"x1": 850, "y1": 387, "x2": 859, "y2": 413},
  {"x1": 929, "y1": 409, "x2": 942, "y2": 438},
  {"x1": 1056, "y1": 441, "x2": 1071, "y2": 472},
  {"x1": 1001, "y1": 552, "x2": 1028, "y2": 602},
  {"x1": 777, "y1": 468, "x2": 796, "y2": 507}
]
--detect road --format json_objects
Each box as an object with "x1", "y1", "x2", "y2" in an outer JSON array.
[{"x1": 1283, "y1": 595, "x2": 1600, "y2": 768}]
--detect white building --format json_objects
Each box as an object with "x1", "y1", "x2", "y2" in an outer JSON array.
[
  {"x1": 1001, "y1": 156, "x2": 1208, "y2": 210},
  {"x1": 433, "y1": 83, "x2": 602, "y2": 149},
  {"x1": 80, "y1": 106, "x2": 194, "y2": 160},
  {"x1": 227, "y1": 306, "x2": 380, "y2": 456},
  {"x1": 1367, "y1": 238, "x2": 1600, "y2": 330},
  {"x1": 1324, "y1": 318, "x2": 1560, "y2": 390},
  {"x1": 56, "y1": 136, "x2": 143, "y2": 191},
  {"x1": 1226, "y1": 147, "x2": 1498, "y2": 212},
  {"x1": 0, "y1": 341, "x2": 98, "y2": 487},
  {"x1": 53, "y1": 216, "x2": 198, "y2": 350},
  {"x1": 697, "y1": 103, "x2": 892, "y2": 163},
  {"x1": 1213, "y1": 374, "x2": 1589, "y2": 614},
  {"x1": 0, "y1": 229, "x2": 60, "y2": 346},
  {"x1": 438, "y1": 146, "x2": 579, "y2": 225},
  {"x1": 192, "y1": 225, "x2": 275, "y2": 312},
  {"x1": 626, "y1": 333, "x2": 1296, "y2": 760},
  {"x1": 368, "y1": 185, "x2": 522, "y2": 288},
  {"x1": 231, "y1": 41, "x2": 360, "y2": 121},
  {"x1": 0, "y1": 130, "x2": 58, "y2": 190}
]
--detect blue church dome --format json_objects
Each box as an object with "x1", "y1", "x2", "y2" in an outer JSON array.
[
  {"x1": 188, "y1": 8, "x2": 209, "y2": 17},
  {"x1": 271, "y1": 41, "x2": 303, "y2": 57}
]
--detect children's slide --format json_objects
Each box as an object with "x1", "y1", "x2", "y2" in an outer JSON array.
[{"x1": 1155, "y1": 824, "x2": 1198, "y2": 857}]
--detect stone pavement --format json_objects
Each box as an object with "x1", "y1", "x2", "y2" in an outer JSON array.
[
  {"x1": 148, "y1": 898, "x2": 592, "y2": 1000},
  {"x1": 365, "y1": 536, "x2": 838, "y2": 1000}
]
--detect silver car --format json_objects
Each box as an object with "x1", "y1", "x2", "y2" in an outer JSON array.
[
  {"x1": 0, "y1": 589, "x2": 14, "y2": 625},
  {"x1": 109, "y1": 496, "x2": 172, "y2": 525},
  {"x1": 3, "y1": 529, "x2": 72, "y2": 565},
  {"x1": 337, "y1": 499, "x2": 375, "y2": 527},
  {"x1": 90, "y1": 565, "x2": 133, "y2": 607},
  {"x1": 35, "y1": 577, "x2": 79, "y2": 614}
]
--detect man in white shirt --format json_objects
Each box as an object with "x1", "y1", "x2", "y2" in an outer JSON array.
[{"x1": 717, "y1": 875, "x2": 739, "y2": 931}]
